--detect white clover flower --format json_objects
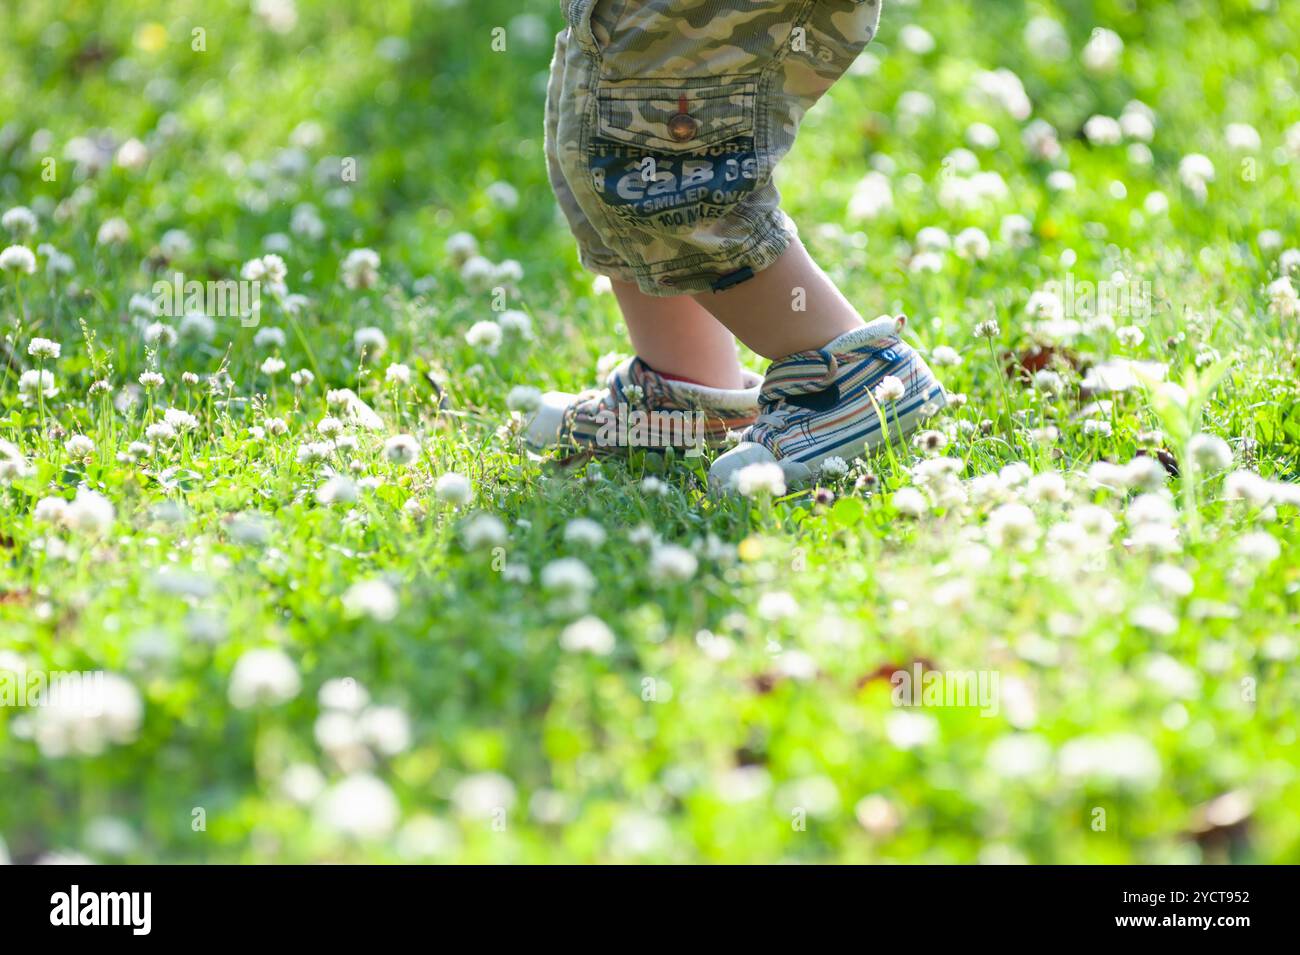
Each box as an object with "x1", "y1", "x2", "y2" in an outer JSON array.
[
  {"x1": 253, "y1": 326, "x2": 287, "y2": 350},
  {"x1": 27, "y1": 337, "x2": 61, "y2": 360},
  {"x1": 162, "y1": 405, "x2": 197, "y2": 431},
  {"x1": 96, "y1": 217, "x2": 131, "y2": 246},
  {"x1": 353, "y1": 326, "x2": 388, "y2": 358},
  {"x1": 564, "y1": 518, "x2": 607, "y2": 549},
  {"x1": 265, "y1": 417, "x2": 288, "y2": 436},
  {"x1": 819, "y1": 456, "x2": 849, "y2": 479},
  {"x1": 1025, "y1": 472, "x2": 1069, "y2": 503},
  {"x1": 359, "y1": 705, "x2": 411, "y2": 756},
  {"x1": 559, "y1": 615, "x2": 616, "y2": 655},
  {"x1": 972, "y1": 68, "x2": 1031, "y2": 120},
  {"x1": 915, "y1": 226, "x2": 951, "y2": 252},
  {"x1": 385, "y1": 363, "x2": 411, "y2": 386},
  {"x1": 2, "y1": 206, "x2": 38, "y2": 237},
  {"x1": 541, "y1": 557, "x2": 596, "y2": 593},
  {"x1": 497, "y1": 309, "x2": 532, "y2": 339},
  {"x1": 929, "y1": 345, "x2": 962, "y2": 368},
  {"x1": 138, "y1": 371, "x2": 165, "y2": 389},
  {"x1": 1046, "y1": 170, "x2": 1076, "y2": 192},
  {"x1": 1150, "y1": 564, "x2": 1195, "y2": 598},
  {"x1": 340, "y1": 248, "x2": 381, "y2": 290},
  {"x1": 954, "y1": 227, "x2": 991, "y2": 261},
  {"x1": 873, "y1": 375, "x2": 906, "y2": 404},
  {"x1": 1223, "y1": 469, "x2": 1273, "y2": 504},
  {"x1": 159, "y1": 228, "x2": 192, "y2": 259},
  {"x1": 1121, "y1": 457, "x2": 1168, "y2": 496},
  {"x1": 648, "y1": 543, "x2": 697, "y2": 583},
  {"x1": 290, "y1": 369, "x2": 315, "y2": 388},
  {"x1": 846, "y1": 171, "x2": 893, "y2": 220},
  {"x1": 280, "y1": 764, "x2": 326, "y2": 805},
  {"x1": 1115, "y1": 324, "x2": 1145, "y2": 348},
  {"x1": 973, "y1": 318, "x2": 1001, "y2": 339},
  {"x1": 451, "y1": 772, "x2": 516, "y2": 820},
  {"x1": 985, "y1": 502, "x2": 1039, "y2": 550},
  {"x1": 260, "y1": 356, "x2": 286, "y2": 376},
  {"x1": 343, "y1": 578, "x2": 400, "y2": 622},
  {"x1": 460, "y1": 512, "x2": 507, "y2": 550},
  {"x1": 1022, "y1": 118, "x2": 1062, "y2": 161},
  {"x1": 639, "y1": 476, "x2": 668, "y2": 497},
  {"x1": 30, "y1": 672, "x2": 143, "y2": 757},
  {"x1": 115, "y1": 137, "x2": 148, "y2": 170},
  {"x1": 1032, "y1": 369, "x2": 1063, "y2": 395},
  {"x1": 465, "y1": 320, "x2": 503, "y2": 354},
  {"x1": 316, "y1": 773, "x2": 399, "y2": 840},
  {"x1": 1060, "y1": 733, "x2": 1161, "y2": 787},
  {"x1": 911, "y1": 429, "x2": 949, "y2": 455},
  {"x1": 1188, "y1": 433, "x2": 1232, "y2": 473},
  {"x1": 383, "y1": 434, "x2": 420, "y2": 465},
  {"x1": 1128, "y1": 492, "x2": 1178, "y2": 526},
  {"x1": 1082, "y1": 27, "x2": 1124, "y2": 73},
  {"x1": 1179, "y1": 153, "x2": 1215, "y2": 193},
  {"x1": 757, "y1": 590, "x2": 799, "y2": 621},
  {"x1": 63, "y1": 434, "x2": 95, "y2": 458},
  {"x1": 1000, "y1": 214, "x2": 1034, "y2": 247},
  {"x1": 228, "y1": 648, "x2": 301, "y2": 708},
  {"x1": 317, "y1": 416, "x2": 344, "y2": 438},
  {"x1": 892, "y1": 486, "x2": 929, "y2": 517},
  {"x1": 459, "y1": 254, "x2": 496, "y2": 290},
  {"x1": 144, "y1": 421, "x2": 176, "y2": 443},
  {"x1": 733, "y1": 461, "x2": 786, "y2": 498},
  {"x1": 1235, "y1": 531, "x2": 1281, "y2": 564},
  {"x1": 0, "y1": 244, "x2": 37, "y2": 274},
  {"x1": 1267, "y1": 277, "x2": 1299, "y2": 319},
  {"x1": 1083, "y1": 419, "x2": 1113, "y2": 438},
  {"x1": 1225, "y1": 122, "x2": 1261, "y2": 152},
  {"x1": 142, "y1": 321, "x2": 177, "y2": 348},
  {"x1": 506, "y1": 385, "x2": 542, "y2": 413},
  {"x1": 435, "y1": 472, "x2": 472, "y2": 506},
  {"x1": 319, "y1": 677, "x2": 370, "y2": 713},
  {"x1": 1074, "y1": 504, "x2": 1118, "y2": 538},
  {"x1": 33, "y1": 496, "x2": 69, "y2": 524},
  {"x1": 1083, "y1": 115, "x2": 1123, "y2": 146},
  {"x1": 444, "y1": 231, "x2": 479, "y2": 266},
  {"x1": 1131, "y1": 605, "x2": 1179, "y2": 637},
  {"x1": 316, "y1": 475, "x2": 358, "y2": 505},
  {"x1": 885, "y1": 711, "x2": 939, "y2": 750}
]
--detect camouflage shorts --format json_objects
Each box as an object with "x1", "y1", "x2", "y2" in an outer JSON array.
[{"x1": 545, "y1": 0, "x2": 883, "y2": 296}]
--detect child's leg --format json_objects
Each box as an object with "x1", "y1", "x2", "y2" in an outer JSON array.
[
  {"x1": 690, "y1": 236, "x2": 862, "y2": 361},
  {"x1": 611, "y1": 280, "x2": 744, "y2": 390}
]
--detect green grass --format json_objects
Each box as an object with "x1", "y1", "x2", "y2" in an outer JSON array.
[{"x1": 1, "y1": 0, "x2": 1298, "y2": 863}]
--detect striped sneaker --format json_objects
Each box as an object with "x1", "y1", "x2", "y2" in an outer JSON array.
[
  {"x1": 525, "y1": 356, "x2": 761, "y2": 456},
  {"x1": 709, "y1": 316, "x2": 946, "y2": 491}
]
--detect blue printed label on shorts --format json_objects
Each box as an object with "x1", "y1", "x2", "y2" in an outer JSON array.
[{"x1": 588, "y1": 137, "x2": 758, "y2": 230}]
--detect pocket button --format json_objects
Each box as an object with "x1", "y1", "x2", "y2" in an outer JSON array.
[{"x1": 667, "y1": 113, "x2": 698, "y2": 142}]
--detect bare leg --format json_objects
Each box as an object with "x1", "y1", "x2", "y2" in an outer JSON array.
[
  {"x1": 611, "y1": 279, "x2": 745, "y2": 389},
  {"x1": 692, "y1": 236, "x2": 863, "y2": 360}
]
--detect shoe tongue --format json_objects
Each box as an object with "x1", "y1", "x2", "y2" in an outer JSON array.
[{"x1": 822, "y1": 315, "x2": 905, "y2": 353}]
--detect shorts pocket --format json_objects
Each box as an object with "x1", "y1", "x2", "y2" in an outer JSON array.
[
  {"x1": 585, "y1": 79, "x2": 765, "y2": 233},
  {"x1": 595, "y1": 79, "x2": 757, "y2": 154}
]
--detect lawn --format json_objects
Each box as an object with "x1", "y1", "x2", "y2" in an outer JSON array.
[{"x1": 1, "y1": 0, "x2": 1298, "y2": 863}]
